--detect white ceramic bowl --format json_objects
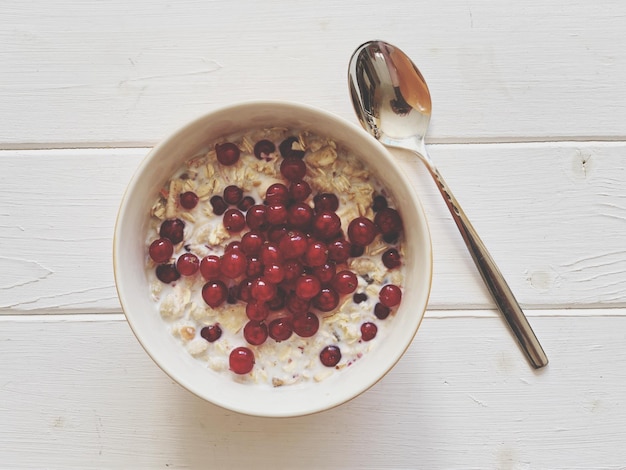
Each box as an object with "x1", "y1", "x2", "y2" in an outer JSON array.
[{"x1": 113, "y1": 101, "x2": 432, "y2": 417}]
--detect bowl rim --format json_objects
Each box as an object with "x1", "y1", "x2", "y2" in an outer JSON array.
[{"x1": 113, "y1": 99, "x2": 433, "y2": 417}]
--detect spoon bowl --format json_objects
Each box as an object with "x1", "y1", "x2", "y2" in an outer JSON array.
[
  {"x1": 349, "y1": 40, "x2": 548, "y2": 369},
  {"x1": 349, "y1": 41, "x2": 431, "y2": 155}
]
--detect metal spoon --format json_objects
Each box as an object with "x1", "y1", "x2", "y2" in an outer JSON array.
[{"x1": 348, "y1": 40, "x2": 548, "y2": 368}]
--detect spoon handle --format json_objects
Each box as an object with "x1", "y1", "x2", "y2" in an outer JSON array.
[{"x1": 426, "y1": 163, "x2": 548, "y2": 368}]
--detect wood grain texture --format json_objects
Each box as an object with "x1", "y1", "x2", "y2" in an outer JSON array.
[
  {"x1": 1, "y1": 0, "x2": 625, "y2": 146},
  {"x1": 1, "y1": 142, "x2": 624, "y2": 313},
  {"x1": 3, "y1": 0, "x2": 625, "y2": 467},
  {"x1": 1, "y1": 313, "x2": 624, "y2": 469}
]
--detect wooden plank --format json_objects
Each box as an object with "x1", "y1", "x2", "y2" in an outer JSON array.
[
  {"x1": 1, "y1": 313, "x2": 624, "y2": 468},
  {"x1": 1, "y1": 0, "x2": 625, "y2": 146},
  {"x1": 1, "y1": 142, "x2": 624, "y2": 313},
  {"x1": 414, "y1": 141, "x2": 626, "y2": 310},
  {"x1": 0, "y1": 149, "x2": 132, "y2": 313}
]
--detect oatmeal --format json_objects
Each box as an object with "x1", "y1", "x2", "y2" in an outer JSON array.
[{"x1": 145, "y1": 127, "x2": 405, "y2": 386}]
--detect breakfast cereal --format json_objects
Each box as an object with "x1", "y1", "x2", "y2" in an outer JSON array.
[{"x1": 145, "y1": 127, "x2": 405, "y2": 387}]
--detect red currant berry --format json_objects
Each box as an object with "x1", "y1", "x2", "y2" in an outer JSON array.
[
  {"x1": 313, "y1": 193, "x2": 339, "y2": 213},
  {"x1": 200, "y1": 324, "x2": 222, "y2": 342},
  {"x1": 254, "y1": 139, "x2": 276, "y2": 160},
  {"x1": 237, "y1": 196, "x2": 256, "y2": 212},
  {"x1": 289, "y1": 181, "x2": 312, "y2": 201},
  {"x1": 179, "y1": 191, "x2": 199, "y2": 210},
  {"x1": 374, "y1": 207, "x2": 403, "y2": 236},
  {"x1": 263, "y1": 263, "x2": 285, "y2": 284},
  {"x1": 223, "y1": 209, "x2": 246, "y2": 232},
  {"x1": 223, "y1": 185, "x2": 243, "y2": 205},
  {"x1": 287, "y1": 202, "x2": 314, "y2": 229},
  {"x1": 350, "y1": 244, "x2": 365, "y2": 257},
  {"x1": 312, "y1": 261, "x2": 336, "y2": 284},
  {"x1": 360, "y1": 322, "x2": 378, "y2": 341},
  {"x1": 159, "y1": 218, "x2": 185, "y2": 244},
  {"x1": 320, "y1": 345, "x2": 341, "y2": 367},
  {"x1": 333, "y1": 270, "x2": 358, "y2": 295},
  {"x1": 215, "y1": 142, "x2": 240, "y2": 166},
  {"x1": 295, "y1": 274, "x2": 322, "y2": 300},
  {"x1": 251, "y1": 277, "x2": 277, "y2": 302},
  {"x1": 246, "y1": 255, "x2": 263, "y2": 278},
  {"x1": 246, "y1": 205, "x2": 267, "y2": 230},
  {"x1": 293, "y1": 312, "x2": 320, "y2": 338},
  {"x1": 379, "y1": 284, "x2": 402, "y2": 307},
  {"x1": 268, "y1": 317, "x2": 293, "y2": 342},
  {"x1": 220, "y1": 249, "x2": 247, "y2": 279},
  {"x1": 372, "y1": 194, "x2": 388, "y2": 212},
  {"x1": 382, "y1": 248, "x2": 402, "y2": 269},
  {"x1": 237, "y1": 278, "x2": 254, "y2": 303},
  {"x1": 313, "y1": 287, "x2": 339, "y2": 312},
  {"x1": 202, "y1": 280, "x2": 228, "y2": 308},
  {"x1": 225, "y1": 240, "x2": 242, "y2": 252},
  {"x1": 200, "y1": 255, "x2": 221, "y2": 280},
  {"x1": 383, "y1": 232, "x2": 400, "y2": 245},
  {"x1": 243, "y1": 321, "x2": 268, "y2": 345},
  {"x1": 267, "y1": 224, "x2": 288, "y2": 242},
  {"x1": 347, "y1": 217, "x2": 377, "y2": 246},
  {"x1": 278, "y1": 230, "x2": 308, "y2": 260},
  {"x1": 149, "y1": 238, "x2": 173, "y2": 263},
  {"x1": 312, "y1": 211, "x2": 342, "y2": 240},
  {"x1": 280, "y1": 157, "x2": 306, "y2": 182},
  {"x1": 229, "y1": 347, "x2": 255, "y2": 374},
  {"x1": 260, "y1": 242, "x2": 283, "y2": 265},
  {"x1": 210, "y1": 195, "x2": 228, "y2": 215},
  {"x1": 285, "y1": 292, "x2": 311, "y2": 314},
  {"x1": 328, "y1": 238, "x2": 352, "y2": 263},
  {"x1": 176, "y1": 252, "x2": 199, "y2": 276},
  {"x1": 279, "y1": 136, "x2": 305, "y2": 159},
  {"x1": 241, "y1": 230, "x2": 264, "y2": 255},
  {"x1": 156, "y1": 264, "x2": 180, "y2": 283},
  {"x1": 265, "y1": 203, "x2": 288, "y2": 225},
  {"x1": 304, "y1": 240, "x2": 328, "y2": 267},
  {"x1": 374, "y1": 302, "x2": 391, "y2": 320},
  {"x1": 246, "y1": 301, "x2": 270, "y2": 321},
  {"x1": 265, "y1": 183, "x2": 289, "y2": 205}
]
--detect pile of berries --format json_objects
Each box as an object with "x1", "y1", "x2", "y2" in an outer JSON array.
[{"x1": 148, "y1": 136, "x2": 403, "y2": 375}]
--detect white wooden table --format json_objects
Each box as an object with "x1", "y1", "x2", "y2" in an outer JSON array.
[{"x1": 2, "y1": 1, "x2": 625, "y2": 468}]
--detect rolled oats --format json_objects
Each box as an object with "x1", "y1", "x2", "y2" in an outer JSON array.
[{"x1": 145, "y1": 127, "x2": 405, "y2": 388}]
